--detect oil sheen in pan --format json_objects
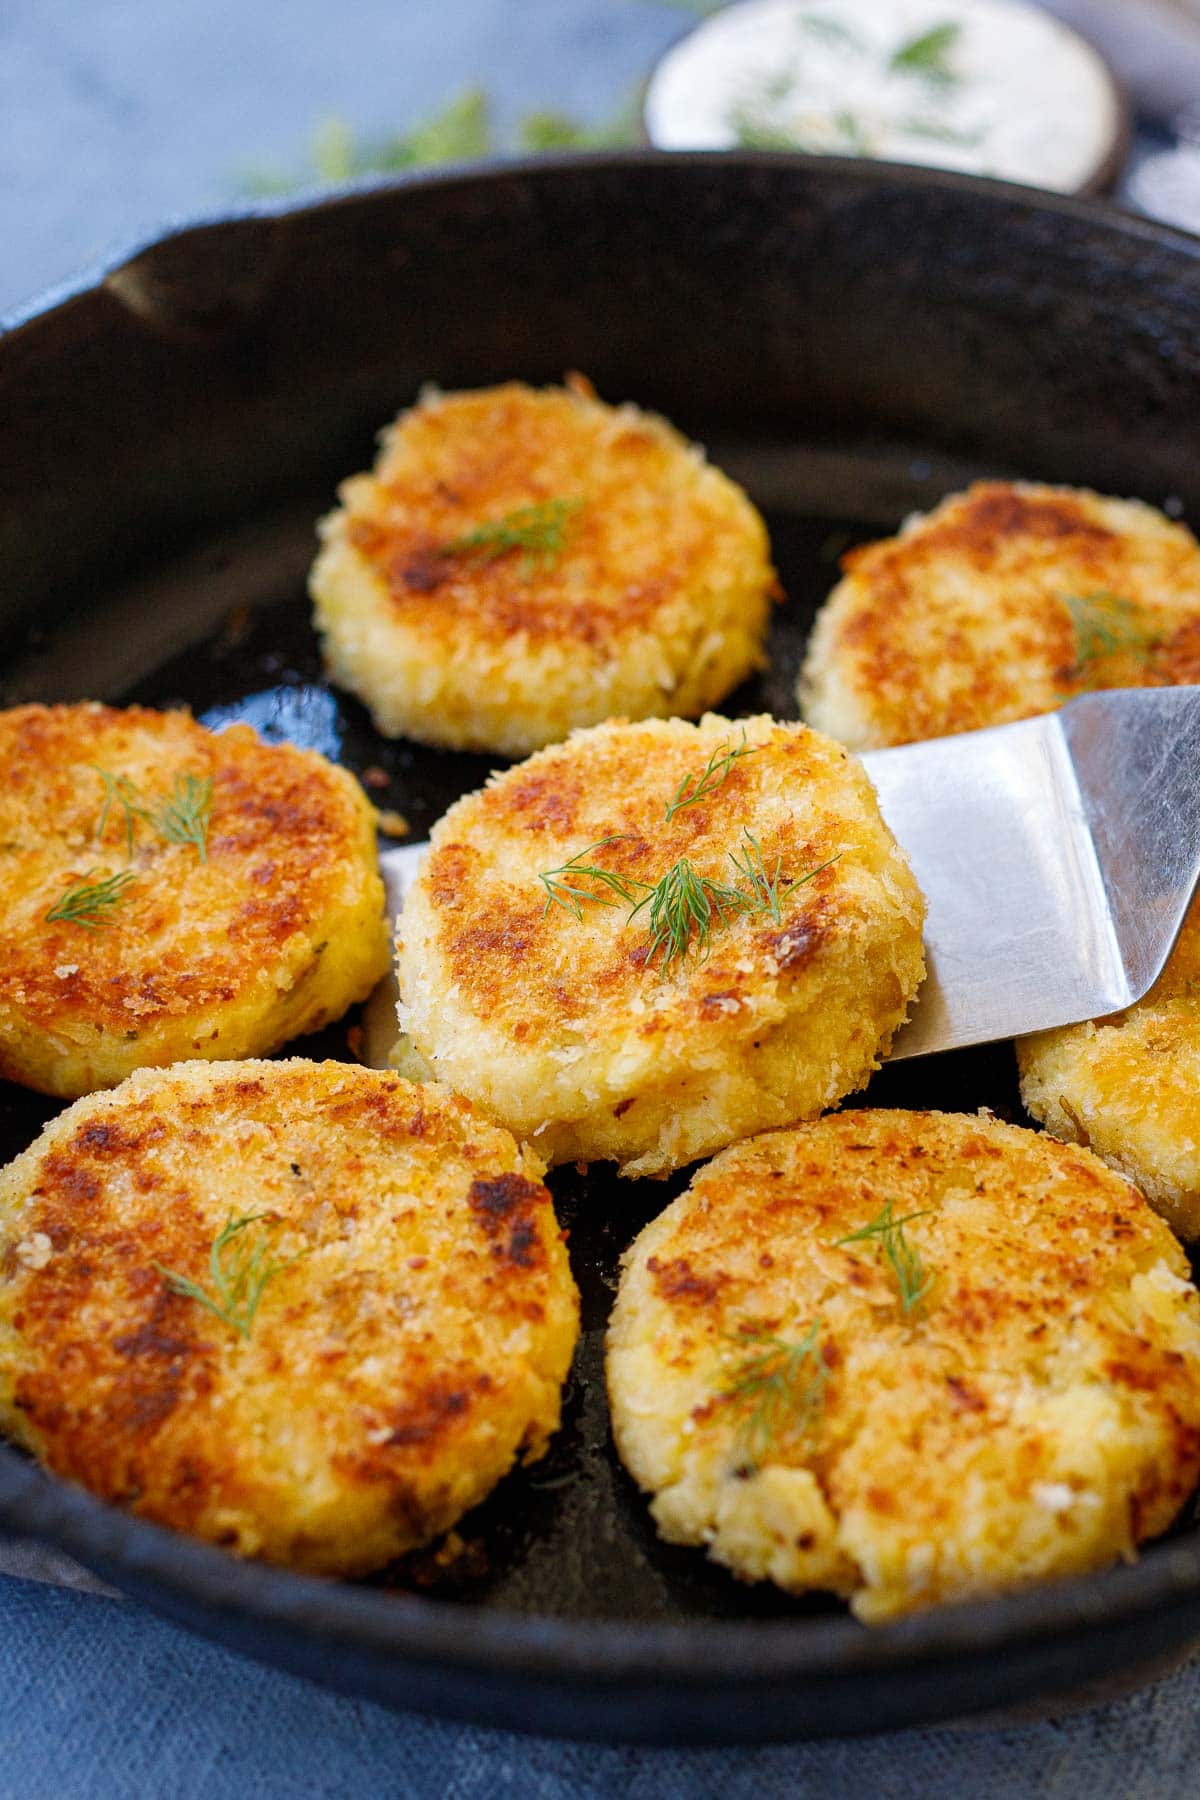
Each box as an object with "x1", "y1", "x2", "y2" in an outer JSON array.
[{"x1": 0, "y1": 488, "x2": 1184, "y2": 1628}]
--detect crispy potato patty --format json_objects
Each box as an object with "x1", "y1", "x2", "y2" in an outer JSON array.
[
  {"x1": 800, "y1": 482, "x2": 1200, "y2": 749},
  {"x1": 0, "y1": 1060, "x2": 578, "y2": 1574},
  {"x1": 310, "y1": 379, "x2": 777, "y2": 756},
  {"x1": 606, "y1": 1109, "x2": 1200, "y2": 1622},
  {"x1": 0, "y1": 704, "x2": 389, "y2": 1098},
  {"x1": 396, "y1": 714, "x2": 925, "y2": 1177},
  {"x1": 1019, "y1": 897, "x2": 1200, "y2": 1239}
]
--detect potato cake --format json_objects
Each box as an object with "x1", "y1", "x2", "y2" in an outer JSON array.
[
  {"x1": 396, "y1": 714, "x2": 925, "y2": 1177},
  {"x1": 309, "y1": 378, "x2": 777, "y2": 756},
  {"x1": 0, "y1": 1059, "x2": 578, "y2": 1575},
  {"x1": 0, "y1": 703, "x2": 389, "y2": 1098},
  {"x1": 606, "y1": 1109, "x2": 1200, "y2": 1623},
  {"x1": 800, "y1": 482, "x2": 1200, "y2": 749},
  {"x1": 1019, "y1": 895, "x2": 1200, "y2": 1239}
]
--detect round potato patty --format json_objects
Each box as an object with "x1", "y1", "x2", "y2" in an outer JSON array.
[
  {"x1": 396, "y1": 714, "x2": 925, "y2": 1178},
  {"x1": 799, "y1": 482, "x2": 1200, "y2": 750},
  {"x1": 1019, "y1": 896, "x2": 1200, "y2": 1239},
  {"x1": 607, "y1": 1109, "x2": 1200, "y2": 1623},
  {"x1": 309, "y1": 378, "x2": 778, "y2": 756},
  {"x1": 0, "y1": 1059, "x2": 579, "y2": 1575},
  {"x1": 0, "y1": 703, "x2": 389, "y2": 1097}
]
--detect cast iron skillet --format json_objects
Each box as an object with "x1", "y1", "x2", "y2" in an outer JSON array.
[{"x1": 2, "y1": 154, "x2": 1200, "y2": 1746}]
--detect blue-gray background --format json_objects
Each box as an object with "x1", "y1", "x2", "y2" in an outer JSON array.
[{"x1": 4, "y1": 1, "x2": 1200, "y2": 1793}]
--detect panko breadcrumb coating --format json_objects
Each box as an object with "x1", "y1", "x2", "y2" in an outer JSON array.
[
  {"x1": 606, "y1": 1109, "x2": 1200, "y2": 1623},
  {"x1": 0, "y1": 704, "x2": 389, "y2": 1099},
  {"x1": 798, "y1": 481, "x2": 1200, "y2": 1236},
  {"x1": 1019, "y1": 896, "x2": 1200, "y2": 1239},
  {"x1": 0, "y1": 1060, "x2": 579, "y2": 1575},
  {"x1": 396, "y1": 713, "x2": 924, "y2": 1177},
  {"x1": 310, "y1": 378, "x2": 778, "y2": 756},
  {"x1": 800, "y1": 482, "x2": 1200, "y2": 750}
]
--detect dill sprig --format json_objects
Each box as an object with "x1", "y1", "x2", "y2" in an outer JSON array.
[
  {"x1": 140, "y1": 775, "x2": 213, "y2": 863},
  {"x1": 237, "y1": 87, "x2": 646, "y2": 196},
  {"x1": 728, "y1": 832, "x2": 841, "y2": 926},
  {"x1": 664, "y1": 733, "x2": 759, "y2": 822},
  {"x1": 93, "y1": 768, "x2": 213, "y2": 863},
  {"x1": 721, "y1": 1318, "x2": 829, "y2": 1459},
  {"x1": 45, "y1": 867, "x2": 136, "y2": 930},
  {"x1": 798, "y1": 12, "x2": 864, "y2": 51},
  {"x1": 94, "y1": 769, "x2": 142, "y2": 861},
  {"x1": 440, "y1": 497, "x2": 583, "y2": 575},
  {"x1": 627, "y1": 856, "x2": 757, "y2": 976},
  {"x1": 537, "y1": 836, "x2": 647, "y2": 920},
  {"x1": 155, "y1": 1212, "x2": 304, "y2": 1340},
  {"x1": 890, "y1": 21, "x2": 962, "y2": 85},
  {"x1": 537, "y1": 827, "x2": 839, "y2": 973},
  {"x1": 836, "y1": 1201, "x2": 932, "y2": 1314},
  {"x1": 1061, "y1": 591, "x2": 1155, "y2": 683}
]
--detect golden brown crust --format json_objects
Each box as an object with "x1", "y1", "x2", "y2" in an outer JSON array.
[
  {"x1": 1019, "y1": 894, "x2": 1200, "y2": 1238},
  {"x1": 800, "y1": 482, "x2": 1200, "y2": 749},
  {"x1": 0, "y1": 1060, "x2": 578, "y2": 1574},
  {"x1": 0, "y1": 704, "x2": 390, "y2": 1096},
  {"x1": 397, "y1": 714, "x2": 925, "y2": 1176},
  {"x1": 310, "y1": 381, "x2": 777, "y2": 755},
  {"x1": 607, "y1": 1110, "x2": 1200, "y2": 1621}
]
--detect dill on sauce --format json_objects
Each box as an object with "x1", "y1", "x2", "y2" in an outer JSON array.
[
  {"x1": 155, "y1": 1212, "x2": 305, "y2": 1341},
  {"x1": 798, "y1": 11, "x2": 865, "y2": 51},
  {"x1": 889, "y1": 21, "x2": 962, "y2": 85}
]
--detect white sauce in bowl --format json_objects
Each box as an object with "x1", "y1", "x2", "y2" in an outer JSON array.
[{"x1": 644, "y1": 0, "x2": 1123, "y2": 193}]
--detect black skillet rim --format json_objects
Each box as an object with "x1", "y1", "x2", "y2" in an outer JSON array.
[{"x1": 3, "y1": 150, "x2": 1200, "y2": 1724}]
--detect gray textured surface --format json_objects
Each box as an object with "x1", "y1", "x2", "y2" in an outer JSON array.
[{"x1": 0, "y1": 0, "x2": 676, "y2": 317}]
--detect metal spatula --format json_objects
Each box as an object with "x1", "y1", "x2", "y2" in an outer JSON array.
[{"x1": 366, "y1": 687, "x2": 1200, "y2": 1066}]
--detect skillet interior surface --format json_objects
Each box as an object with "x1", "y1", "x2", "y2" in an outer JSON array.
[{"x1": 1, "y1": 155, "x2": 1200, "y2": 1743}]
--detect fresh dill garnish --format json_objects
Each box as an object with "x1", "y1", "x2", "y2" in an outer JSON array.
[
  {"x1": 1060, "y1": 591, "x2": 1155, "y2": 683},
  {"x1": 728, "y1": 831, "x2": 841, "y2": 925},
  {"x1": 440, "y1": 498, "x2": 583, "y2": 575},
  {"x1": 832, "y1": 109, "x2": 872, "y2": 154},
  {"x1": 537, "y1": 836, "x2": 647, "y2": 920},
  {"x1": 627, "y1": 856, "x2": 758, "y2": 975},
  {"x1": 92, "y1": 768, "x2": 213, "y2": 863},
  {"x1": 94, "y1": 769, "x2": 142, "y2": 861},
  {"x1": 664, "y1": 733, "x2": 759, "y2": 822},
  {"x1": 721, "y1": 1317, "x2": 829, "y2": 1458},
  {"x1": 237, "y1": 86, "x2": 645, "y2": 196},
  {"x1": 517, "y1": 87, "x2": 644, "y2": 152},
  {"x1": 140, "y1": 775, "x2": 213, "y2": 863},
  {"x1": 239, "y1": 89, "x2": 493, "y2": 194},
  {"x1": 537, "y1": 823, "x2": 838, "y2": 973},
  {"x1": 45, "y1": 867, "x2": 136, "y2": 930},
  {"x1": 798, "y1": 12, "x2": 864, "y2": 51},
  {"x1": 899, "y1": 116, "x2": 984, "y2": 147},
  {"x1": 889, "y1": 21, "x2": 962, "y2": 85},
  {"x1": 155, "y1": 1212, "x2": 304, "y2": 1341},
  {"x1": 729, "y1": 110, "x2": 810, "y2": 151},
  {"x1": 836, "y1": 1201, "x2": 932, "y2": 1314}
]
